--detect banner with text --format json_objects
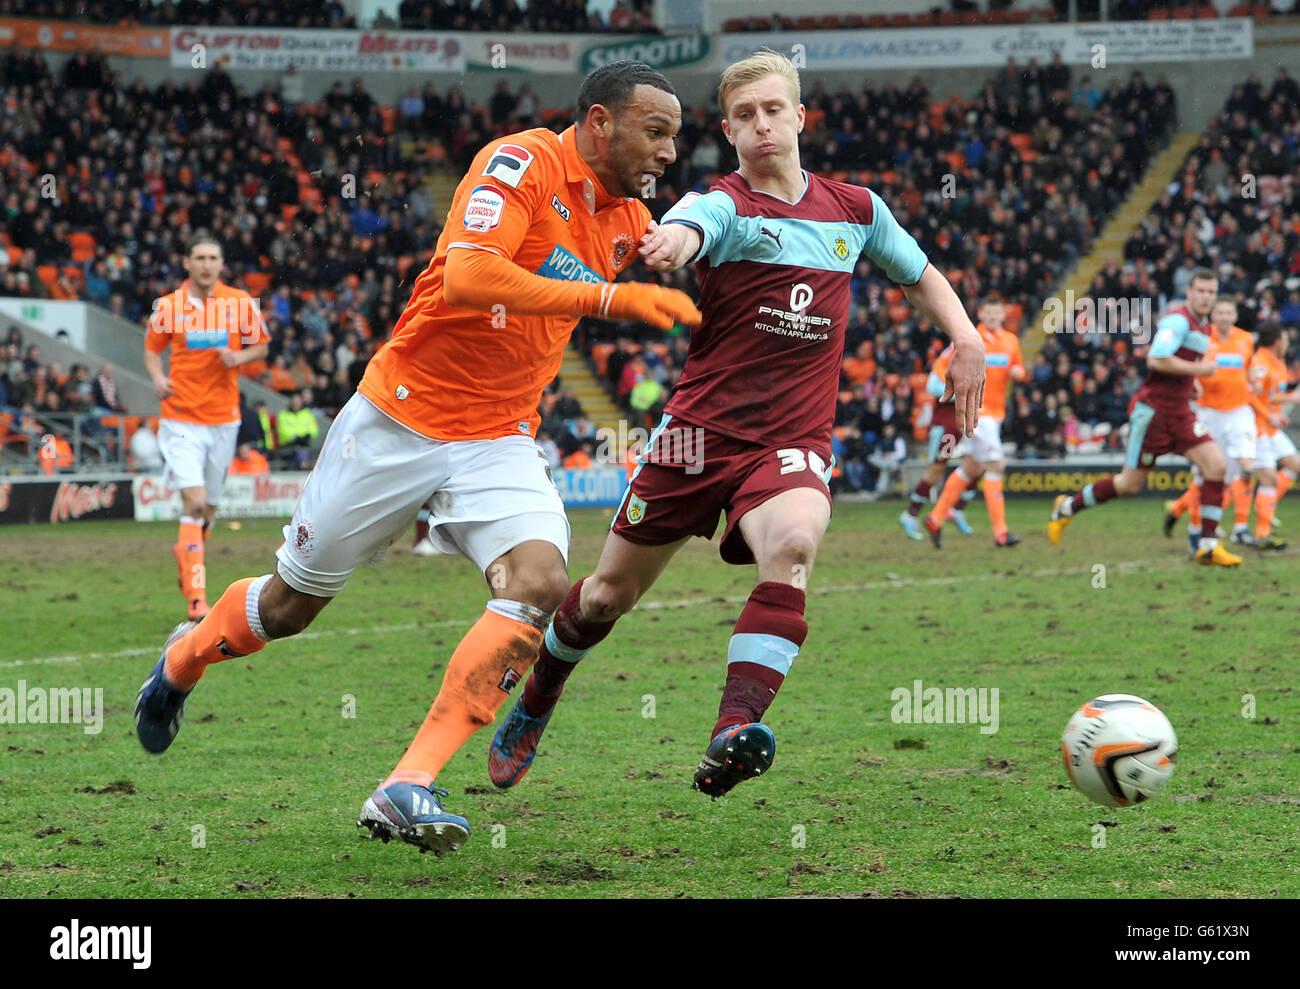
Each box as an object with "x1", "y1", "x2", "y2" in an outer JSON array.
[
  {"x1": 169, "y1": 27, "x2": 465, "y2": 72},
  {"x1": 0, "y1": 476, "x2": 134, "y2": 525},
  {"x1": 722, "y1": 17, "x2": 1252, "y2": 70},
  {"x1": 0, "y1": 17, "x2": 168, "y2": 56},
  {"x1": 133, "y1": 472, "x2": 309, "y2": 521},
  {"x1": 553, "y1": 468, "x2": 627, "y2": 509},
  {"x1": 465, "y1": 32, "x2": 712, "y2": 73},
  {"x1": 1002, "y1": 463, "x2": 1194, "y2": 498}
]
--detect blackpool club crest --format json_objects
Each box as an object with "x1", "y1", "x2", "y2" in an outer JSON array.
[{"x1": 626, "y1": 494, "x2": 648, "y2": 525}]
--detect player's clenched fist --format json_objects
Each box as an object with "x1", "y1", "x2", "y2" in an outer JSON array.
[
  {"x1": 586, "y1": 282, "x2": 702, "y2": 331},
  {"x1": 639, "y1": 220, "x2": 702, "y2": 273}
]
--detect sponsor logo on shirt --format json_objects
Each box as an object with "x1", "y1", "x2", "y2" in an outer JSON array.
[
  {"x1": 1215, "y1": 353, "x2": 1244, "y2": 368},
  {"x1": 755, "y1": 282, "x2": 832, "y2": 340},
  {"x1": 551, "y1": 194, "x2": 571, "y2": 222},
  {"x1": 184, "y1": 328, "x2": 228, "y2": 350},
  {"x1": 463, "y1": 184, "x2": 506, "y2": 232},
  {"x1": 986, "y1": 353, "x2": 1010, "y2": 367},
  {"x1": 482, "y1": 143, "x2": 535, "y2": 188},
  {"x1": 537, "y1": 244, "x2": 604, "y2": 284}
]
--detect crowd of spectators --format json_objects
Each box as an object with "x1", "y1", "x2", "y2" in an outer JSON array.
[
  {"x1": 0, "y1": 0, "x2": 659, "y2": 32},
  {"x1": 7, "y1": 36, "x2": 1300, "y2": 486}
]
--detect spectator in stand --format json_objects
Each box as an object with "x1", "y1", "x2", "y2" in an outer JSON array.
[
  {"x1": 275, "y1": 390, "x2": 320, "y2": 468},
  {"x1": 229, "y1": 441, "x2": 270, "y2": 476},
  {"x1": 868, "y1": 422, "x2": 908, "y2": 495}
]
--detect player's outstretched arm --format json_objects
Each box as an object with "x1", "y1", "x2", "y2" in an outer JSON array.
[
  {"x1": 901, "y1": 264, "x2": 985, "y2": 436},
  {"x1": 639, "y1": 220, "x2": 702, "y2": 273},
  {"x1": 444, "y1": 248, "x2": 701, "y2": 331},
  {"x1": 1148, "y1": 355, "x2": 1216, "y2": 377}
]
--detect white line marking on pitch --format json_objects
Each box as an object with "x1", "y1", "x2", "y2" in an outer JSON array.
[{"x1": 2, "y1": 558, "x2": 1167, "y2": 670}]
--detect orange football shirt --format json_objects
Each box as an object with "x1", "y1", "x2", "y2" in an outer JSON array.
[
  {"x1": 1250, "y1": 346, "x2": 1289, "y2": 437},
  {"x1": 977, "y1": 323, "x2": 1022, "y2": 422},
  {"x1": 1199, "y1": 326, "x2": 1260, "y2": 412},
  {"x1": 359, "y1": 126, "x2": 652, "y2": 441},
  {"x1": 145, "y1": 278, "x2": 270, "y2": 426}
]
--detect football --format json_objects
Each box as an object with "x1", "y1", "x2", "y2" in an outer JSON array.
[{"x1": 1061, "y1": 694, "x2": 1178, "y2": 808}]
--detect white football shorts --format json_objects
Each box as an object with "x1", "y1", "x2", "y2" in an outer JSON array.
[
  {"x1": 1196, "y1": 405, "x2": 1256, "y2": 463},
  {"x1": 956, "y1": 415, "x2": 1005, "y2": 464},
  {"x1": 275, "y1": 393, "x2": 570, "y2": 598},
  {"x1": 1254, "y1": 429, "x2": 1298, "y2": 469},
  {"x1": 157, "y1": 417, "x2": 240, "y2": 504}
]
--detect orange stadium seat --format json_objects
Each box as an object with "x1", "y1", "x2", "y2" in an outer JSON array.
[
  {"x1": 1009, "y1": 133, "x2": 1032, "y2": 151},
  {"x1": 794, "y1": 17, "x2": 818, "y2": 30},
  {"x1": 6, "y1": 247, "x2": 21, "y2": 267},
  {"x1": 987, "y1": 9, "x2": 1009, "y2": 22},
  {"x1": 378, "y1": 106, "x2": 396, "y2": 134},
  {"x1": 885, "y1": 287, "x2": 904, "y2": 305},
  {"x1": 818, "y1": 16, "x2": 841, "y2": 29},
  {"x1": 244, "y1": 272, "x2": 272, "y2": 297},
  {"x1": 1251, "y1": 3, "x2": 1271, "y2": 16},
  {"x1": 914, "y1": 13, "x2": 936, "y2": 26},
  {"x1": 722, "y1": 18, "x2": 744, "y2": 31},
  {"x1": 71, "y1": 246, "x2": 94, "y2": 264},
  {"x1": 888, "y1": 14, "x2": 912, "y2": 27},
  {"x1": 960, "y1": 11, "x2": 982, "y2": 24},
  {"x1": 36, "y1": 264, "x2": 58, "y2": 288},
  {"x1": 1149, "y1": 8, "x2": 1169, "y2": 18},
  {"x1": 1228, "y1": 2, "x2": 1249, "y2": 12},
  {"x1": 889, "y1": 303, "x2": 910, "y2": 325},
  {"x1": 1197, "y1": 5, "x2": 1218, "y2": 16},
  {"x1": 845, "y1": 14, "x2": 867, "y2": 28},
  {"x1": 590, "y1": 343, "x2": 616, "y2": 377},
  {"x1": 68, "y1": 231, "x2": 95, "y2": 251},
  {"x1": 939, "y1": 11, "x2": 959, "y2": 24},
  {"x1": 867, "y1": 14, "x2": 888, "y2": 27},
  {"x1": 1010, "y1": 9, "x2": 1031, "y2": 21},
  {"x1": 1172, "y1": 7, "x2": 1195, "y2": 18}
]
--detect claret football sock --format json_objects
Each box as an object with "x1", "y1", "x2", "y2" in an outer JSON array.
[
  {"x1": 520, "y1": 577, "x2": 616, "y2": 718},
  {"x1": 387, "y1": 601, "x2": 547, "y2": 787},
  {"x1": 907, "y1": 479, "x2": 932, "y2": 517},
  {"x1": 712, "y1": 581, "x2": 807, "y2": 740},
  {"x1": 1198, "y1": 479, "x2": 1225, "y2": 550},
  {"x1": 1065, "y1": 476, "x2": 1117, "y2": 516},
  {"x1": 164, "y1": 574, "x2": 272, "y2": 690}
]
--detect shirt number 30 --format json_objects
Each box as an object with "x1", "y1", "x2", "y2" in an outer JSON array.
[{"x1": 777, "y1": 448, "x2": 828, "y2": 482}]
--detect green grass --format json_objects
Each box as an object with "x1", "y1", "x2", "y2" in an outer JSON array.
[{"x1": 0, "y1": 499, "x2": 1296, "y2": 898}]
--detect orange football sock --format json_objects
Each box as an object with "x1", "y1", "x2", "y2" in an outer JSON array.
[
  {"x1": 1254, "y1": 486, "x2": 1277, "y2": 539},
  {"x1": 386, "y1": 604, "x2": 546, "y2": 789},
  {"x1": 1169, "y1": 486, "x2": 1197, "y2": 519},
  {"x1": 1279, "y1": 469, "x2": 1295, "y2": 500},
  {"x1": 174, "y1": 517, "x2": 206, "y2": 606},
  {"x1": 1188, "y1": 483, "x2": 1202, "y2": 529},
  {"x1": 927, "y1": 468, "x2": 969, "y2": 528},
  {"x1": 164, "y1": 575, "x2": 272, "y2": 690},
  {"x1": 983, "y1": 473, "x2": 1007, "y2": 540},
  {"x1": 1230, "y1": 478, "x2": 1251, "y2": 527}
]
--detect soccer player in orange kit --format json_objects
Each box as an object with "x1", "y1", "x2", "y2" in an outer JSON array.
[
  {"x1": 134, "y1": 62, "x2": 702, "y2": 855},
  {"x1": 143, "y1": 233, "x2": 270, "y2": 620}
]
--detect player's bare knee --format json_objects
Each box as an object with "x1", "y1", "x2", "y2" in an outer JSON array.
[
  {"x1": 581, "y1": 573, "x2": 636, "y2": 622},
  {"x1": 508, "y1": 567, "x2": 569, "y2": 615},
  {"x1": 768, "y1": 529, "x2": 818, "y2": 574}
]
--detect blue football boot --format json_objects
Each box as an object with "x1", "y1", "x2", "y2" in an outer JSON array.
[
  {"x1": 693, "y1": 723, "x2": 776, "y2": 799},
  {"x1": 357, "y1": 782, "x2": 470, "y2": 855},
  {"x1": 134, "y1": 621, "x2": 198, "y2": 754},
  {"x1": 489, "y1": 698, "x2": 554, "y2": 789}
]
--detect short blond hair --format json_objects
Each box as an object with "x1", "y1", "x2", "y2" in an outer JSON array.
[{"x1": 717, "y1": 48, "x2": 800, "y2": 118}]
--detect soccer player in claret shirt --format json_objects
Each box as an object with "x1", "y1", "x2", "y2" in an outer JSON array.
[
  {"x1": 489, "y1": 50, "x2": 986, "y2": 799},
  {"x1": 1248, "y1": 323, "x2": 1298, "y2": 550},
  {"x1": 134, "y1": 62, "x2": 702, "y2": 855},
  {"x1": 899, "y1": 341, "x2": 978, "y2": 540},
  {"x1": 922, "y1": 294, "x2": 1025, "y2": 548},
  {"x1": 1048, "y1": 269, "x2": 1243, "y2": 566},
  {"x1": 1161, "y1": 299, "x2": 1269, "y2": 551},
  {"x1": 143, "y1": 233, "x2": 270, "y2": 620}
]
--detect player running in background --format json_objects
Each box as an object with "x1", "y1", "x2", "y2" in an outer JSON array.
[
  {"x1": 1048, "y1": 269, "x2": 1242, "y2": 566},
  {"x1": 1161, "y1": 299, "x2": 1268, "y2": 550},
  {"x1": 899, "y1": 342, "x2": 977, "y2": 539},
  {"x1": 134, "y1": 62, "x2": 702, "y2": 855},
  {"x1": 143, "y1": 233, "x2": 270, "y2": 620},
  {"x1": 923, "y1": 294, "x2": 1024, "y2": 548},
  {"x1": 1249, "y1": 322, "x2": 1298, "y2": 550},
  {"x1": 489, "y1": 50, "x2": 985, "y2": 799}
]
